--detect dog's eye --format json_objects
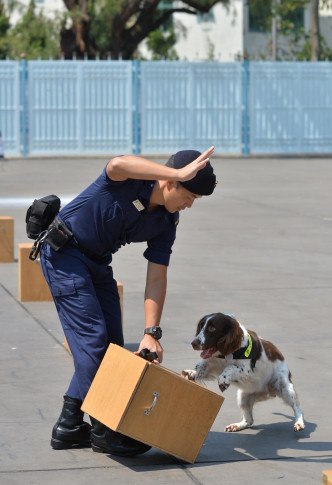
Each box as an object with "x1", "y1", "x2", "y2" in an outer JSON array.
[{"x1": 207, "y1": 324, "x2": 216, "y2": 333}]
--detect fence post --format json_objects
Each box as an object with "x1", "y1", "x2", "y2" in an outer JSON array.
[
  {"x1": 21, "y1": 58, "x2": 27, "y2": 157},
  {"x1": 243, "y1": 59, "x2": 249, "y2": 156},
  {"x1": 133, "y1": 59, "x2": 140, "y2": 155}
]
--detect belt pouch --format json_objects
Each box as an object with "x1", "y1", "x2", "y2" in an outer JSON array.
[{"x1": 44, "y1": 218, "x2": 73, "y2": 252}]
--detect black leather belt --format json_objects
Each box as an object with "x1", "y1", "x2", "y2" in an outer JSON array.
[{"x1": 74, "y1": 241, "x2": 109, "y2": 264}]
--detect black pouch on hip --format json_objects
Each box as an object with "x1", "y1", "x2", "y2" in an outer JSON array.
[
  {"x1": 26, "y1": 195, "x2": 61, "y2": 240},
  {"x1": 43, "y1": 217, "x2": 73, "y2": 251}
]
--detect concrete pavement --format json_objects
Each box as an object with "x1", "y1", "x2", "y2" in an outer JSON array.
[{"x1": 0, "y1": 155, "x2": 331, "y2": 484}]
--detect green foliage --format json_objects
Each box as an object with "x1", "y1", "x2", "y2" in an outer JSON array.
[
  {"x1": 89, "y1": 0, "x2": 123, "y2": 57},
  {"x1": 291, "y1": 33, "x2": 332, "y2": 60},
  {"x1": 248, "y1": 0, "x2": 272, "y2": 32},
  {"x1": 249, "y1": 0, "x2": 332, "y2": 61},
  {"x1": 206, "y1": 37, "x2": 215, "y2": 61},
  {"x1": 146, "y1": 26, "x2": 179, "y2": 60},
  {"x1": 0, "y1": 1, "x2": 10, "y2": 58},
  {"x1": 277, "y1": 0, "x2": 307, "y2": 35},
  {"x1": 3, "y1": 0, "x2": 60, "y2": 59},
  {"x1": 276, "y1": 0, "x2": 332, "y2": 60},
  {"x1": 248, "y1": 0, "x2": 307, "y2": 33}
]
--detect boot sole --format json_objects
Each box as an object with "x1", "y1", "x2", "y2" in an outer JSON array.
[
  {"x1": 91, "y1": 442, "x2": 150, "y2": 456},
  {"x1": 51, "y1": 438, "x2": 91, "y2": 450}
]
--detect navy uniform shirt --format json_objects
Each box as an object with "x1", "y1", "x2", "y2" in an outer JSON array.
[{"x1": 59, "y1": 166, "x2": 179, "y2": 266}]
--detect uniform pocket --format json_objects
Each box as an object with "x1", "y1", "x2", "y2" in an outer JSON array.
[
  {"x1": 49, "y1": 278, "x2": 76, "y2": 298},
  {"x1": 49, "y1": 276, "x2": 95, "y2": 331}
]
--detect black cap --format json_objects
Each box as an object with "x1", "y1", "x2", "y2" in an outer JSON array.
[{"x1": 172, "y1": 149, "x2": 216, "y2": 196}]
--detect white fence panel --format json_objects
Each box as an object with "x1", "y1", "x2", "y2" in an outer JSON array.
[
  {"x1": 249, "y1": 62, "x2": 332, "y2": 154},
  {"x1": 80, "y1": 61, "x2": 133, "y2": 154},
  {"x1": 28, "y1": 60, "x2": 132, "y2": 155},
  {"x1": 0, "y1": 61, "x2": 20, "y2": 156},
  {"x1": 140, "y1": 61, "x2": 242, "y2": 154},
  {"x1": 191, "y1": 63, "x2": 242, "y2": 154},
  {"x1": 300, "y1": 63, "x2": 332, "y2": 153},
  {"x1": 140, "y1": 62, "x2": 191, "y2": 154}
]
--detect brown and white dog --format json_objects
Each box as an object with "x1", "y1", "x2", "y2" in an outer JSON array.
[{"x1": 182, "y1": 312, "x2": 305, "y2": 432}]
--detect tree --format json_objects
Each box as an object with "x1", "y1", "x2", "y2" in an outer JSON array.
[
  {"x1": 60, "y1": 0, "x2": 229, "y2": 60},
  {"x1": 248, "y1": 0, "x2": 332, "y2": 61},
  {"x1": 0, "y1": 0, "x2": 10, "y2": 58},
  {"x1": 6, "y1": 0, "x2": 60, "y2": 59},
  {"x1": 60, "y1": 0, "x2": 95, "y2": 58},
  {"x1": 310, "y1": 0, "x2": 332, "y2": 61},
  {"x1": 146, "y1": 25, "x2": 179, "y2": 60}
]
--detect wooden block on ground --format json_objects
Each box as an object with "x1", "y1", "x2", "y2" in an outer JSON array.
[
  {"x1": 82, "y1": 344, "x2": 224, "y2": 463},
  {"x1": 18, "y1": 243, "x2": 52, "y2": 302},
  {"x1": 64, "y1": 281, "x2": 123, "y2": 352},
  {"x1": 323, "y1": 471, "x2": 332, "y2": 485},
  {"x1": 0, "y1": 217, "x2": 14, "y2": 262}
]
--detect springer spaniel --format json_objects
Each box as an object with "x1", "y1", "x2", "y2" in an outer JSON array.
[{"x1": 182, "y1": 312, "x2": 305, "y2": 432}]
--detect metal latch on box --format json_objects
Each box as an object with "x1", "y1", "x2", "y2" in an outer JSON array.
[{"x1": 144, "y1": 391, "x2": 159, "y2": 415}]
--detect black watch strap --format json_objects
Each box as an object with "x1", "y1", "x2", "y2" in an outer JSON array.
[{"x1": 144, "y1": 326, "x2": 162, "y2": 340}]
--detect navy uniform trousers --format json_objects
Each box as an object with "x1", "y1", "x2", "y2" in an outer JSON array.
[{"x1": 40, "y1": 242, "x2": 123, "y2": 402}]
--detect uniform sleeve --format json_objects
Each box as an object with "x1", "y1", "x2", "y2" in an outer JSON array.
[
  {"x1": 103, "y1": 164, "x2": 127, "y2": 186},
  {"x1": 143, "y1": 223, "x2": 177, "y2": 267}
]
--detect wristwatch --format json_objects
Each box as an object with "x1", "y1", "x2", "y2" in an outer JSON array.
[{"x1": 144, "y1": 326, "x2": 162, "y2": 340}]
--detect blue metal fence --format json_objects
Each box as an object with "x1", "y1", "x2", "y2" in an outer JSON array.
[
  {"x1": 0, "y1": 59, "x2": 332, "y2": 157},
  {"x1": 0, "y1": 60, "x2": 20, "y2": 156},
  {"x1": 28, "y1": 60, "x2": 133, "y2": 155},
  {"x1": 249, "y1": 61, "x2": 332, "y2": 154},
  {"x1": 140, "y1": 61, "x2": 242, "y2": 154}
]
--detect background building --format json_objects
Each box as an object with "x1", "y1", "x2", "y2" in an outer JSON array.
[{"x1": 141, "y1": 0, "x2": 332, "y2": 61}]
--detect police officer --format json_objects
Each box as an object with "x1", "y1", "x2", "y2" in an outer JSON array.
[{"x1": 40, "y1": 146, "x2": 216, "y2": 456}]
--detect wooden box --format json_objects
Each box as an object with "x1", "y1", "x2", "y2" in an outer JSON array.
[
  {"x1": 0, "y1": 217, "x2": 14, "y2": 262},
  {"x1": 323, "y1": 471, "x2": 332, "y2": 485},
  {"x1": 82, "y1": 344, "x2": 224, "y2": 463},
  {"x1": 18, "y1": 243, "x2": 53, "y2": 301}
]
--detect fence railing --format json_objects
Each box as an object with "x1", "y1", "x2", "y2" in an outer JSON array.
[
  {"x1": 1, "y1": 59, "x2": 332, "y2": 157},
  {"x1": 0, "y1": 60, "x2": 20, "y2": 156}
]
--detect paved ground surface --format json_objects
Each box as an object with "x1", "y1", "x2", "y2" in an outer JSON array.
[{"x1": 0, "y1": 155, "x2": 331, "y2": 485}]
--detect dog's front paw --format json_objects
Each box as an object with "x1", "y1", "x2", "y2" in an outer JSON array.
[
  {"x1": 218, "y1": 378, "x2": 230, "y2": 392},
  {"x1": 294, "y1": 419, "x2": 305, "y2": 432},
  {"x1": 225, "y1": 421, "x2": 248, "y2": 432},
  {"x1": 181, "y1": 370, "x2": 196, "y2": 381}
]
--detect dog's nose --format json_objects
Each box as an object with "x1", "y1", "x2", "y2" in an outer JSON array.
[{"x1": 191, "y1": 337, "x2": 201, "y2": 349}]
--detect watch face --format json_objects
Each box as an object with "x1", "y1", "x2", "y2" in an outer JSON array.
[{"x1": 145, "y1": 327, "x2": 162, "y2": 339}]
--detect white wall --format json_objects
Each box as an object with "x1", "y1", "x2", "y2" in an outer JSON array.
[
  {"x1": 320, "y1": 4, "x2": 332, "y2": 49},
  {"x1": 172, "y1": 0, "x2": 243, "y2": 61}
]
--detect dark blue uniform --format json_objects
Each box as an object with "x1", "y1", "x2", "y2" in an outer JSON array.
[{"x1": 40, "y1": 166, "x2": 179, "y2": 401}]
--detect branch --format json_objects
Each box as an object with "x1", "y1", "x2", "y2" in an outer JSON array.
[
  {"x1": 144, "y1": 7, "x2": 198, "y2": 31},
  {"x1": 182, "y1": 0, "x2": 226, "y2": 13},
  {"x1": 127, "y1": 4, "x2": 199, "y2": 46},
  {"x1": 114, "y1": 0, "x2": 153, "y2": 32}
]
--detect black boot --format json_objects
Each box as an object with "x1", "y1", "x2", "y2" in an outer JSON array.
[
  {"x1": 51, "y1": 395, "x2": 91, "y2": 450},
  {"x1": 90, "y1": 417, "x2": 151, "y2": 456}
]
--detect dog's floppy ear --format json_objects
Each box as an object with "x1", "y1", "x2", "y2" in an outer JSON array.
[{"x1": 217, "y1": 317, "x2": 243, "y2": 356}]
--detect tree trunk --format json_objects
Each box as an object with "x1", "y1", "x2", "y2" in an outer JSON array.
[
  {"x1": 310, "y1": 0, "x2": 320, "y2": 61},
  {"x1": 60, "y1": 0, "x2": 95, "y2": 59}
]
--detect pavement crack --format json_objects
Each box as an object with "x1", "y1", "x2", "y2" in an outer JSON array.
[{"x1": 181, "y1": 467, "x2": 205, "y2": 485}]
